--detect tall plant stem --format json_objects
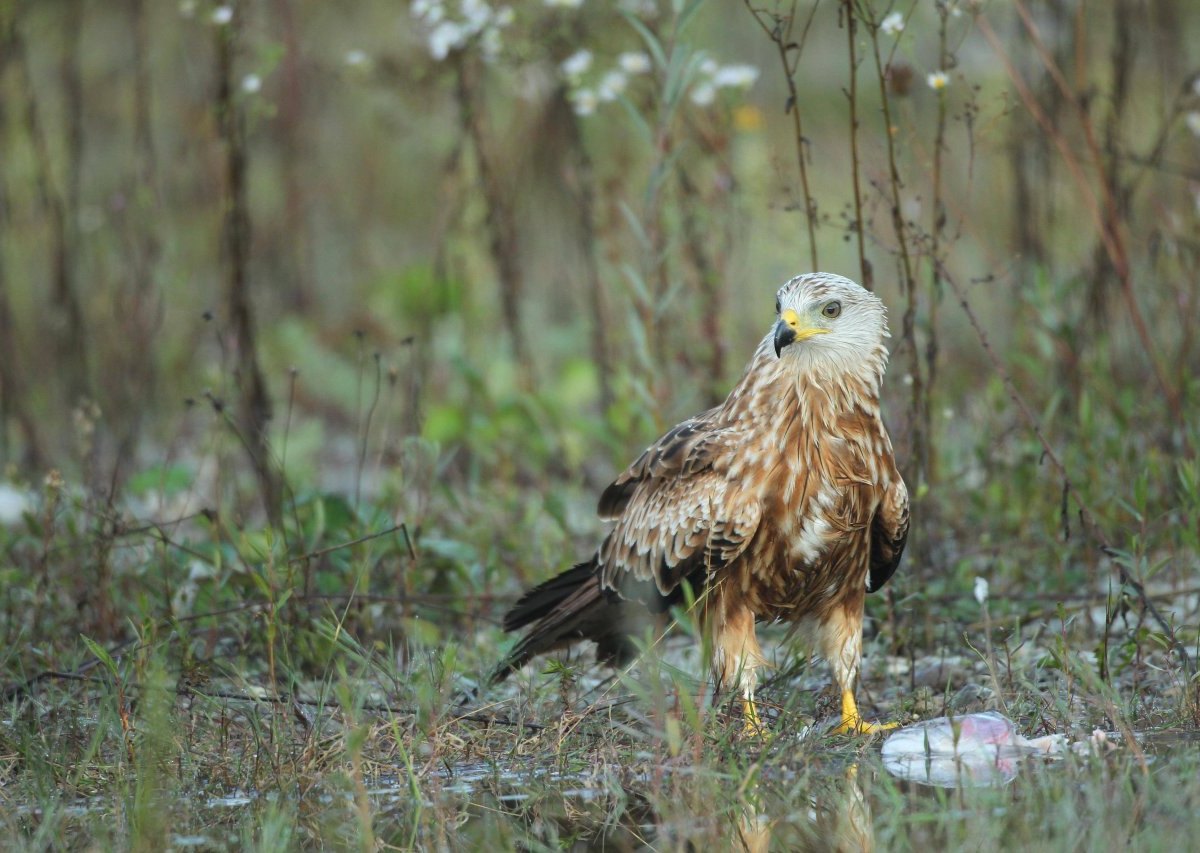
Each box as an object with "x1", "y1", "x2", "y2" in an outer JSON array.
[
  {"x1": 454, "y1": 54, "x2": 529, "y2": 383},
  {"x1": 842, "y1": 0, "x2": 869, "y2": 288},
  {"x1": 862, "y1": 4, "x2": 926, "y2": 488},
  {"x1": 744, "y1": 0, "x2": 822, "y2": 271},
  {"x1": 215, "y1": 11, "x2": 282, "y2": 526}
]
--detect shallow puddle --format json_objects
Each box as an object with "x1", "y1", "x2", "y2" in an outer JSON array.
[{"x1": 10, "y1": 719, "x2": 1198, "y2": 850}]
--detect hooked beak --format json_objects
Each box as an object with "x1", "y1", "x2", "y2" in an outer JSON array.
[{"x1": 773, "y1": 308, "x2": 829, "y2": 357}]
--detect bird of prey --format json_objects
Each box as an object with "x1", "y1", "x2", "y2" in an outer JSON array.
[{"x1": 493, "y1": 273, "x2": 908, "y2": 734}]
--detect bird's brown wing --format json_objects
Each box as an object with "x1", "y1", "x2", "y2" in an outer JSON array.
[
  {"x1": 490, "y1": 409, "x2": 761, "y2": 683},
  {"x1": 595, "y1": 408, "x2": 761, "y2": 598},
  {"x1": 867, "y1": 475, "x2": 908, "y2": 593},
  {"x1": 597, "y1": 407, "x2": 725, "y2": 519}
]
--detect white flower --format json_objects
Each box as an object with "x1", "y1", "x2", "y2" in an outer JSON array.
[
  {"x1": 1186, "y1": 111, "x2": 1200, "y2": 138},
  {"x1": 880, "y1": 12, "x2": 904, "y2": 35},
  {"x1": 618, "y1": 51, "x2": 652, "y2": 75},
  {"x1": 427, "y1": 20, "x2": 466, "y2": 60},
  {"x1": 413, "y1": 0, "x2": 445, "y2": 25},
  {"x1": 559, "y1": 48, "x2": 592, "y2": 79},
  {"x1": 544, "y1": 0, "x2": 584, "y2": 8},
  {"x1": 344, "y1": 49, "x2": 369, "y2": 68},
  {"x1": 0, "y1": 484, "x2": 30, "y2": 526},
  {"x1": 179, "y1": 0, "x2": 197, "y2": 18},
  {"x1": 690, "y1": 81, "x2": 716, "y2": 107},
  {"x1": 461, "y1": 0, "x2": 492, "y2": 34},
  {"x1": 597, "y1": 70, "x2": 628, "y2": 102},
  {"x1": 495, "y1": 5, "x2": 514, "y2": 26},
  {"x1": 241, "y1": 73, "x2": 261, "y2": 94},
  {"x1": 974, "y1": 577, "x2": 989, "y2": 606},
  {"x1": 572, "y1": 88, "x2": 598, "y2": 116},
  {"x1": 211, "y1": 5, "x2": 233, "y2": 25},
  {"x1": 712, "y1": 64, "x2": 759, "y2": 89},
  {"x1": 698, "y1": 56, "x2": 719, "y2": 77},
  {"x1": 926, "y1": 70, "x2": 949, "y2": 91},
  {"x1": 411, "y1": 0, "x2": 443, "y2": 19}
]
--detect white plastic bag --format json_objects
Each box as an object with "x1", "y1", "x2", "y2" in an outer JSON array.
[{"x1": 882, "y1": 711, "x2": 1066, "y2": 787}]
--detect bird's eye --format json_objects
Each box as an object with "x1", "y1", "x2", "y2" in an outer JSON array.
[
  {"x1": 775, "y1": 297, "x2": 781, "y2": 315},
  {"x1": 822, "y1": 300, "x2": 842, "y2": 319}
]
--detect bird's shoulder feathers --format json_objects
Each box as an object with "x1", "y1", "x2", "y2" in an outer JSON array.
[{"x1": 594, "y1": 406, "x2": 759, "y2": 597}]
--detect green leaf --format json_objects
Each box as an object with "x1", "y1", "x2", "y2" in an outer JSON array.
[
  {"x1": 616, "y1": 95, "x2": 653, "y2": 147},
  {"x1": 420, "y1": 536, "x2": 478, "y2": 566},
  {"x1": 623, "y1": 12, "x2": 667, "y2": 71},
  {"x1": 422, "y1": 404, "x2": 468, "y2": 444},
  {"x1": 80, "y1": 634, "x2": 120, "y2": 678},
  {"x1": 662, "y1": 45, "x2": 701, "y2": 117},
  {"x1": 618, "y1": 203, "x2": 652, "y2": 252},
  {"x1": 319, "y1": 493, "x2": 357, "y2": 536},
  {"x1": 619, "y1": 263, "x2": 650, "y2": 306},
  {"x1": 675, "y1": 0, "x2": 707, "y2": 36},
  {"x1": 126, "y1": 464, "x2": 193, "y2": 497}
]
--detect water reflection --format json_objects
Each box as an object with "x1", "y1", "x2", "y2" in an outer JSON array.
[
  {"x1": 412, "y1": 760, "x2": 878, "y2": 851},
  {"x1": 795, "y1": 764, "x2": 874, "y2": 853}
]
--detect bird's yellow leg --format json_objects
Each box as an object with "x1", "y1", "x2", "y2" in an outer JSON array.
[
  {"x1": 831, "y1": 689, "x2": 897, "y2": 735},
  {"x1": 714, "y1": 604, "x2": 767, "y2": 736},
  {"x1": 742, "y1": 695, "x2": 766, "y2": 736}
]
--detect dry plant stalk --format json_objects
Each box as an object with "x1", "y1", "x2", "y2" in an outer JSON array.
[
  {"x1": 13, "y1": 19, "x2": 90, "y2": 404},
  {"x1": 454, "y1": 53, "x2": 530, "y2": 381},
  {"x1": 677, "y1": 167, "x2": 728, "y2": 399},
  {"x1": 859, "y1": 4, "x2": 927, "y2": 491},
  {"x1": 841, "y1": 0, "x2": 869, "y2": 290},
  {"x1": 558, "y1": 91, "x2": 615, "y2": 412},
  {"x1": 214, "y1": 8, "x2": 283, "y2": 525},
  {"x1": 0, "y1": 66, "x2": 44, "y2": 465}
]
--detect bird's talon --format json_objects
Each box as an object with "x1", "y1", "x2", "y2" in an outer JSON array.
[
  {"x1": 832, "y1": 716, "x2": 898, "y2": 735},
  {"x1": 833, "y1": 690, "x2": 895, "y2": 735}
]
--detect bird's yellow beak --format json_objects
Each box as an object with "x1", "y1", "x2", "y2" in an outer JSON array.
[{"x1": 774, "y1": 308, "x2": 829, "y2": 357}]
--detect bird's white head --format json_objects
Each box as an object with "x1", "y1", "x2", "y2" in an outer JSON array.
[{"x1": 770, "y1": 272, "x2": 890, "y2": 378}]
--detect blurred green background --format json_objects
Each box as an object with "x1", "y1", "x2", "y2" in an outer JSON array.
[{"x1": 1, "y1": 2, "x2": 1198, "y2": 846}]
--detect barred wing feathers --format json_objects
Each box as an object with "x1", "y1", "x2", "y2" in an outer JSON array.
[{"x1": 596, "y1": 410, "x2": 761, "y2": 597}]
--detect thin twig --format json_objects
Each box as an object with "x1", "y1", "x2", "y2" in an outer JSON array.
[
  {"x1": 925, "y1": 2, "x2": 950, "y2": 485},
  {"x1": 743, "y1": 0, "x2": 821, "y2": 271},
  {"x1": 860, "y1": 2, "x2": 926, "y2": 489},
  {"x1": 289, "y1": 523, "x2": 407, "y2": 564},
  {"x1": 213, "y1": 8, "x2": 282, "y2": 525},
  {"x1": 841, "y1": 0, "x2": 869, "y2": 288}
]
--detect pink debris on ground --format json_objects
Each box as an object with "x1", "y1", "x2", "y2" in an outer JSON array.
[{"x1": 881, "y1": 712, "x2": 1071, "y2": 788}]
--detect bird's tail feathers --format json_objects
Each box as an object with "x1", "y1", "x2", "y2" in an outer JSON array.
[
  {"x1": 492, "y1": 560, "x2": 635, "y2": 683},
  {"x1": 502, "y1": 560, "x2": 596, "y2": 633}
]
